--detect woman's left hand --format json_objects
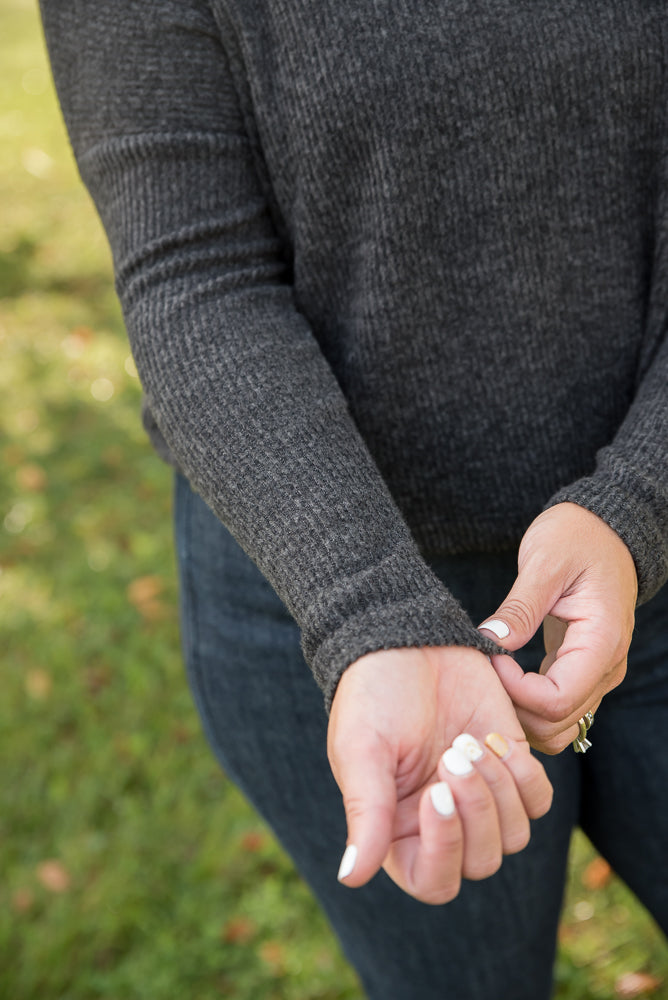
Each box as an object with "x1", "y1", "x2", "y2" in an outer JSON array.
[{"x1": 479, "y1": 502, "x2": 638, "y2": 754}]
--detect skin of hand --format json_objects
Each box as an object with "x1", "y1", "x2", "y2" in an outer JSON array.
[
  {"x1": 479, "y1": 502, "x2": 638, "y2": 754},
  {"x1": 327, "y1": 646, "x2": 553, "y2": 904}
]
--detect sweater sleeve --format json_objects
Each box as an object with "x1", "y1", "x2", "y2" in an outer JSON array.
[
  {"x1": 544, "y1": 332, "x2": 667, "y2": 606},
  {"x1": 39, "y1": 0, "x2": 505, "y2": 709},
  {"x1": 543, "y1": 180, "x2": 668, "y2": 610}
]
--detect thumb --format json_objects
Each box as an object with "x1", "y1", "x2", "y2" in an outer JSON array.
[
  {"x1": 330, "y1": 734, "x2": 397, "y2": 889},
  {"x1": 478, "y1": 561, "x2": 564, "y2": 653}
]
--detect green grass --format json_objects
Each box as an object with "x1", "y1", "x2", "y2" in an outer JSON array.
[{"x1": 1, "y1": 2, "x2": 666, "y2": 998}]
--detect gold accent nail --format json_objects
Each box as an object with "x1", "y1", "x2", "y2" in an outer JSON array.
[{"x1": 484, "y1": 732, "x2": 510, "y2": 759}]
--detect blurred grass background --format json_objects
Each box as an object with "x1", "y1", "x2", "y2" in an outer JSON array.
[{"x1": 0, "y1": 1, "x2": 666, "y2": 997}]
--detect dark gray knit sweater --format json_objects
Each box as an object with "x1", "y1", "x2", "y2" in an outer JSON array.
[{"x1": 41, "y1": 0, "x2": 668, "y2": 708}]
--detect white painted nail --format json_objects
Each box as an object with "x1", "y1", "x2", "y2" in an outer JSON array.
[
  {"x1": 479, "y1": 618, "x2": 510, "y2": 640},
  {"x1": 337, "y1": 844, "x2": 358, "y2": 882},
  {"x1": 430, "y1": 782, "x2": 455, "y2": 817},
  {"x1": 442, "y1": 747, "x2": 474, "y2": 776},
  {"x1": 453, "y1": 733, "x2": 484, "y2": 762}
]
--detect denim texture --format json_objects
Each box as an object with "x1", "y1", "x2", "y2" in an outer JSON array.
[{"x1": 175, "y1": 473, "x2": 668, "y2": 1000}]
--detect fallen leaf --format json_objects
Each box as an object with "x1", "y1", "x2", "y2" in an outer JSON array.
[
  {"x1": 240, "y1": 831, "x2": 266, "y2": 853},
  {"x1": 557, "y1": 924, "x2": 576, "y2": 946},
  {"x1": 582, "y1": 856, "x2": 612, "y2": 890},
  {"x1": 73, "y1": 324, "x2": 94, "y2": 340},
  {"x1": 61, "y1": 327, "x2": 93, "y2": 359},
  {"x1": 16, "y1": 464, "x2": 47, "y2": 492},
  {"x1": 138, "y1": 598, "x2": 167, "y2": 621},
  {"x1": 258, "y1": 939, "x2": 286, "y2": 975},
  {"x1": 127, "y1": 575, "x2": 163, "y2": 604},
  {"x1": 36, "y1": 860, "x2": 71, "y2": 893},
  {"x1": 127, "y1": 576, "x2": 166, "y2": 620},
  {"x1": 12, "y1": 888, "x2": 35, "y2": 913},
  {"x1": 71, "y1": 325, "x2": 94, "y2": 345},
  {"x1": 25, "y1": 669, "x2": 52, "y2": 700},
  {"x1": 222, "y1": 916, "x2": 257, "y2": 944},
  {"x1": 615, "y1": 972, "x2": 663, "y2": 997}
]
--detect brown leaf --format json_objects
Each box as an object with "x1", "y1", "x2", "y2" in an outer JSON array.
[
  {"x1": 127, "y1": 575, "x2": 163, "y2": 605},
  {"x1": 36, "y1": 860, "x2": 71, "y2": 893},
  {"x1": 222, "y1": 916, "x2": 257, "y2": 944},
  {"x1": 615, "y1": 972, "x2": 663, "y2": 998},
  {"x1": 61, "y1": 327, "x2": 93, "y2": 360},
  {"x1": 557, "y1": 924, "x2": 577, "y2": 946},
  {"x1": 258, "y1": 939, "x2": 286, "y2": 975},
  {"x1": 138, "y1": 598, "x2": 167, "y2": 621},
  {"x1": 71, "y1": 325, "x2": 94, "y2": 345},
  {"x1": 16, "y1": 464, "x2": 47, "y2": 492},
  {"x1": 127, "y1": 576, "x2": 166, "y2": 620},
  {"x1": 25, "y1": 669, "x2": 52, "y2": 701},
  {"x1": 582, "y1": 856, "x2": 612, "y2": 890},
  {"x1": 12, "y1": 888, "x2": 35, "y2": 913},
  {"x1": 240, "y1": 831, "x2": 266, "y2": 853}
]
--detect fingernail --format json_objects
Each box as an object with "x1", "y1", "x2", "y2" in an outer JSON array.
[
  {"x1": 479, "y1": 619, "x2": 510, "y2": 639},
  {"x1": 485, "y1": 732, "x2": 510, "y2": 759},
  {"x1": 442, "y1": 747, "x2": 474, "y2": 776},
  {"x1": 453, "y1": 733, "x2": 484, "y2": 762},
  {"x1": 337, "y1": 844, "x2": 357, "y2": 881},
  {"x1": 430, "y1": 782, "x2": 455, "y2": 817}
]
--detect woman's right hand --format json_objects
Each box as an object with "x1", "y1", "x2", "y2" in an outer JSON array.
[{"x1": 327, "y1": 646, "x2": 553, "y2": 904}]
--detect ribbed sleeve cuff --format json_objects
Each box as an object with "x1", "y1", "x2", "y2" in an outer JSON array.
[
  {"x1": 544, "y1": 463, "x2": 668, "y2": 606},
  {"x1": 300, "y1": 549, "x2": 508, "y2": 713}
]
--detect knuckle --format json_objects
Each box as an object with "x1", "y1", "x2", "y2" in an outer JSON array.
[
  {"x1": 500, "y1": 596, "x2": 540, "y2": 636},
  {"x1": 529, "y1": 786, "x2": 554, "y2": 819},
  {"x1": 464, "y1": 852, "x2": 502, "y2": 881},
  {"x1": 503, "y1": 825, "x2": 531, "y2": 855},
  {"x1": 341, "y1": 793, "x2": 367, "y2": 823},
  {"x1": 541, "y1": 732, "x2": 571, "y2": 756},
  {"x1": 542, "y1": 698, "x2": 572, "y2": 724},
  {"x1": 529, "y1": 733, "x2": 563, "y2": 755},
  {"x1": 462, "y1": 787, "x2": 495, "y2": 817},
  {"x1": 439, "y1": 829, "x2": 464, "y2": 854},
  {"x1": 519, "y1": 721, "x2": 550, "y2": 747},
  {"x1": 480, "y1": 766, "x2": 511, "y2": 795},
  {"x1": 421, "y1": 879, "x2": 462, "y2": 906},
  {"x1": 608, "y1": 662, "x2": 627, "y2": 691},
  {"x1": 612, "y1": 635, "x2": 629, "y2": 663}
]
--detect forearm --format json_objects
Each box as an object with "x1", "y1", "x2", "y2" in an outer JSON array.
[{"x1": 40, "y1": 0, "x2": 506, "y2": 707}]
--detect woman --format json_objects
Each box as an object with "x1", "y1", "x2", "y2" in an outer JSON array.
[{"x1": 40, "y1": 2, "x2": 667, "y2": 997}]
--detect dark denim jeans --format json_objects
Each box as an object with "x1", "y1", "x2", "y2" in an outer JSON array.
[{"x1": 174, "y1": 473, "x2": 668, "y2": 1000}]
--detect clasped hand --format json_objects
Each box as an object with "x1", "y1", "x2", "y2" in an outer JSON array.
[{"x1": 327, "y1": 503, "x2": 638, "y2": 904}]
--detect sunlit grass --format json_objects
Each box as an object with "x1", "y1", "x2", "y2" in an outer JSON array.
[{"x1": 1, "y1": 2, "x2": 666, "y2": 998}]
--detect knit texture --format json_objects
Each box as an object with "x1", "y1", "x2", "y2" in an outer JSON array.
[{"x1": 40, "y1": 0, "x2": 668, "y2": 708}]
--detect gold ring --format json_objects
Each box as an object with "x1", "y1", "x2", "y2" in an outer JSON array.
[{"x1": 573, "y1": 711, "x2": 594, "y2": 754}]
